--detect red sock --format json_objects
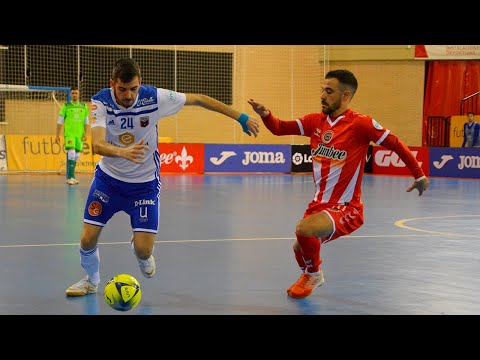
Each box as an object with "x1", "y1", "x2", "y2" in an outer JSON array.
[
  {"x1": 293, "y1": 245, "x2": 306, "y2": 272},
  {"x1": 296, "y1": 233, "x2": 322, "y2": 273}
]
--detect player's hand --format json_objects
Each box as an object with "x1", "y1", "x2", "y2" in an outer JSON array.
[
  {"x1": 247, "y1": 99, "x2": 270, "y2": 118},
  {"x1": 245, "y1": 116, "x2": 260, "y2": 138},
  {"x1": 406, "y1": 177, "x2": 430, "y2": 196},
  {"x1": 123, "y1": 138, "x2": 150, "y2": 164},
  {"x1": 54, "y1": 136, "x2": 60, "y2": 144}
]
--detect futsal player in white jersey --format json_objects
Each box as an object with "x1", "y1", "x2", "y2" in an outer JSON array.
[{"x1": 66, "y1": 57, "x2": 260, "y2": 296}]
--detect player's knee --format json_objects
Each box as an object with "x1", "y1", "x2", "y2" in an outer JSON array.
[
  {"x1": 296, "y1": 216, "x2": 332, "y2": 238},
  {"x1": 133, "y1": 245, "x2": 153, "y2": 259},
  {"x1": 80, "y1": 234, "x2": 98, "y2": 251},
  {"x1": 67, "y1": 148, "x2": 76, "y2": 161},
  {"x1": 296, "y1": 218, "x2": 315, "y2": 237}
]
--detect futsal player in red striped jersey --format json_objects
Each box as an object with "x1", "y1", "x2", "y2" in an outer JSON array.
[{"x1": 248, "y1": 69, "x2": 429, "y2": 299}]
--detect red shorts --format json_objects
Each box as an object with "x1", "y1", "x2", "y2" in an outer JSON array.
[{"x1": 303, "y1": 201, "x2": 364, "y2": 244}]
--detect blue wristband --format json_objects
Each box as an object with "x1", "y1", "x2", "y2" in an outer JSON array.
[{"x1": 237, "y1": 113, "x2": 250, "y2": 135}]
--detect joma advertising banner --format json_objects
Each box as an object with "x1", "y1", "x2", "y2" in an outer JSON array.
[
  {"x1": 429, "y1": 147, "x2": 480, "y2": 179},
  {"x1": 204, "y1": 144, "x2": 291, "y2": 173}
]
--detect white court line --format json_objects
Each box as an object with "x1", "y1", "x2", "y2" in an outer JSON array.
[
  {"x1": 0, "y1": 233, "x2": 454, "y2": 249},
  {"x1": 395, "y1": 215, "x2": 480, "y2": 238}
]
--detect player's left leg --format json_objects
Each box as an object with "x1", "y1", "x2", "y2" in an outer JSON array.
[
  {"x1": 64, "y1": 136, "x2": 76, "y2": 183},
  {"x1": 287, "y1": 203, "x2": 364, "y2": 299},
  {"x1": 125, "y1": 177, "x2": 161, "y2": 279},
  {"x1": 71, "y1": 137, "x2": 83, "y2": 184}
]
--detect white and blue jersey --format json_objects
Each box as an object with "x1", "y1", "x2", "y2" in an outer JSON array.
[
  {"x1": 84, "y1": 85, "x2": 186, "y2": 232},
  {"x1": 90, "y1": 85, "x2": 186, "y2": 183}
]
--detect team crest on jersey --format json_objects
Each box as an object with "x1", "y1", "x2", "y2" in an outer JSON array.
[
  {"x1": 88, "y1": 201, "x2": 102, "y2": 216},
  {"x1": 372, "y1": 119, "x2": 383, "y2": 130},
  {"x1": 119, "y1": 132, "x2": 135, "y2": 146},
  {"x1": 322, "y1": 130, "x2": 334, "y2": 143},
  {"x1": 140, "y1": 116, "x2": 149, "y2": 127}
]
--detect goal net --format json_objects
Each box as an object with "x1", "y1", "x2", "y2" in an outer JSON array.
[
  {"x1": 0, "y1": 85, "x2": 70, "y2": 173},
  {"x1": 0, "y1": 45, "x2": 329, "y2": 173}
]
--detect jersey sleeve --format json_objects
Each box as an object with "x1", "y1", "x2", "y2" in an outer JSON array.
[
  {"x1": 379, "y1": 132, "x2": 425, "y2": 180},
  {"x1": 297, "y1": 113, "x2": 321, "y2": 137},
  {"x1": 58, "y1": 103, "x2": 67, "y2": 117},
  {"x1": 262, "y1": 112, "x2": 301, "y2": 136},
  {"x1": 90, "y1": 100, "x2": 106, "y2": 128},
  {"x1": 360, "y1": 116, "x2": 424, "y2": 180},
  {"x1": 84, "y1": 104, "x2": 89, "y2": 124},
  {"x1": 156, "y1": 88, "x2": 187, "y2": 118},
  {"x1": 57, "y1": 104, "x2": 66, "y2": 124}
]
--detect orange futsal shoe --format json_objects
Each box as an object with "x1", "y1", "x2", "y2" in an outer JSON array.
[{"x1": 287, "y1": 270, "x2": 324, "y2": 299}]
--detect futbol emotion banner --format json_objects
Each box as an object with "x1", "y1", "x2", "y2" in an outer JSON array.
[
  {"x1": 415, "y1": 45, "x2": 480, "y2": 59},
  {"x1": 4, "y1": 135, "x2": 101, "y2": 172},
  {"x1": 449, "y1": 115, "x2": 469, "y2": 148}
]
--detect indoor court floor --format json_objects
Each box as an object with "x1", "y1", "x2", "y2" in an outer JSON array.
[{"x1": 0, "y1": 172, "x2": 479, "y2": 315}]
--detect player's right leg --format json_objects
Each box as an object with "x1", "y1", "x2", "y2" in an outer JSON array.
[
  {"x1": 66, "y1": 167, "x2": 119, "y2": 296},
  {"x1": 65, "y1": 223, "x2": 103, "y2": 296}
]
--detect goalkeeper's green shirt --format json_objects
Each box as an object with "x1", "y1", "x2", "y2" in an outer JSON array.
[{"x1": 58, "y1": 101, "x2": 89, "y2": 137}]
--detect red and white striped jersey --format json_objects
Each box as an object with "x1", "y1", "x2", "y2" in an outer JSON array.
[{"x1": 262, "y1": 109, "x2": 424, "y2": 208}]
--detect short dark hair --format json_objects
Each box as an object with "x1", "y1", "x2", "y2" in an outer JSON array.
[
  {"x1": 467, "y1": 111, "x2": 474, "y2": 116},
  {"x1": 325, "y1": 69, "x2": 358, "y2": 98},
  {"x1": 70, "y1": 85, "x2": 79, "y2": 91},
  {"x1": 112, "y1": 58, "x2": 141, "y2": 83}
]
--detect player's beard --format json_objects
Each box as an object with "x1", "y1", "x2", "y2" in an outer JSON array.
[
  {"x1": 120, "y1": 98, "x2": 134, "y2": 108},
  {"x1": 321, "y1": 99, "x2": 341, "y2": 115}
]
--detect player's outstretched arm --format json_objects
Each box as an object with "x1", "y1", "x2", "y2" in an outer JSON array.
[
  {"x1": 247, "y1": 98, "x2": 300, "y2": 136},
  {"x1": 406, "y1": 177, "x2": 430, "y2": 196},
  {"x1": 185, "y1": 94, "x2": 260, "y2": 137}
]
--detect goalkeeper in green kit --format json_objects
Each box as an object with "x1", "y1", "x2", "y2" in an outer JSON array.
[{"x1": 55, "y1": 86, "x2": 89, "y2": 185}]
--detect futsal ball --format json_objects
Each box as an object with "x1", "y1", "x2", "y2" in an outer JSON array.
[{"x1": 104, "y1": 274, "x2": 142, "y2": 312}]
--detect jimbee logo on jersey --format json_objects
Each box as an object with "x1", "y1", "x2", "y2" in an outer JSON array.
[
  {"x1": 119, "y1": 132, "x2": 135, "y2": 146},
  {"x1": 140, "y1": 116, "x2": 149, "y2": 127}
]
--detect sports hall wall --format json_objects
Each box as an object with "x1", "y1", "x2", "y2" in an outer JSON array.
[{"x1": 0, "y1": 45, "x2": 424, "y2": 146}]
